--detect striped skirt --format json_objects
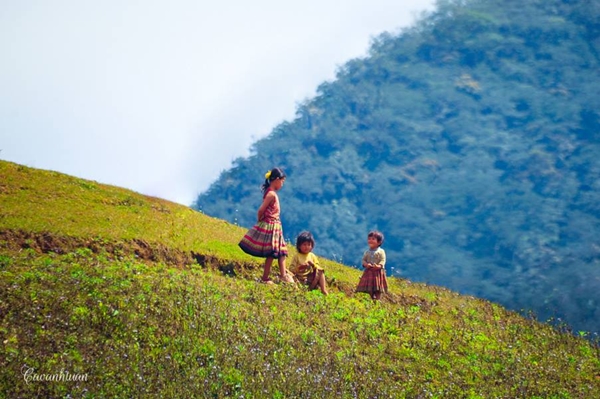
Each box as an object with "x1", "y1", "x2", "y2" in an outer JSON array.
[
  {"x1": 238, "y1": 219, "x2": 288, "y2": 259},
  {"x1": 356, "y1": 268, "x2": 388, "y2": 295}
]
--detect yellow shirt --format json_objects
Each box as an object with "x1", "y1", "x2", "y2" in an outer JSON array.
[{"x1": 289, "y1": 252, "x2": 322, "y2": 281}]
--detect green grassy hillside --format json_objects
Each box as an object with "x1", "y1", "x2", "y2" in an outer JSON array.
[{"x1": 1, "y1": 160, "x2": 599, "y2": 398}]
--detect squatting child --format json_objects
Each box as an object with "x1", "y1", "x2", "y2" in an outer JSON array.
[{"x1": 289, "y1": 231, "x2": 328, "y2": 295}]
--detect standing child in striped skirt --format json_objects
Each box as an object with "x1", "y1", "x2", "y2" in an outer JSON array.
[
  {"x1": 239, "y1": 167, "x2": 294, "y2": 284},
  {"x1": 356, "y1": 230, "x2": 388, "y2": 300}
]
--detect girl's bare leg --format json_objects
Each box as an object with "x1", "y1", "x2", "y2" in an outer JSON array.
[
  {"x1": 278, "y1": 256, "x2": 293, "y2": 282},
  {"x1": 318, "y1": 272, "x2": 329, "y2": 295},
  {"x1": 262, "y1": 257, "x2": 274, "y2": 282},
  {"x1": 310, "y1": 270, "x2": 327, "y2": 295},
  {"x1": 309, "y1": 271, "x2": 319, "y2": 290}
]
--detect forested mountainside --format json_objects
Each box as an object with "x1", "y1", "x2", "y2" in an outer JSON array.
[{"x1": 194, "y1": 0, "x2": 600, "y2": 336}]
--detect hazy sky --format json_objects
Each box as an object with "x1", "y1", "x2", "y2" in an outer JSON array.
[{"x1": 1, "y1": 0, "x2": 435, "y2": 205}]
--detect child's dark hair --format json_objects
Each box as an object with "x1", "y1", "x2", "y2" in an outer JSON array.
[
  {"x1": 261, "y1": 167, "x2": 286, "y2": 193},
  {"x1": 368, "y1": 230, "x2": 384, "y2": 245},
  {"x1": 296, "y1": 231, "x2": 315, "y2": 252}
]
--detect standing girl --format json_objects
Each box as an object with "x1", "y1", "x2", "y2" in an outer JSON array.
[
  {"x1": 356, "y1": 230, "x2": 388, "y2": 300},
  {"x1": 239, "y1": 167, "x2": 294, "y2": 284}
]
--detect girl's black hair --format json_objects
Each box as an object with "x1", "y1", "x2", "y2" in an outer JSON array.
[
  {"x1": 261, "y1": 167, "x2": 286, "y2": 193},
  {"x1": 368, "y1": 230, "x2": 384, "y2": 245},
  {"x1": 296, "y1": 231, "x2": 315, "y2": 252}
]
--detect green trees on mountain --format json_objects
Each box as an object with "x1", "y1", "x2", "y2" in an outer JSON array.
[{"x1": 194, "y1": 0, "x2": 600, "y2": 335}]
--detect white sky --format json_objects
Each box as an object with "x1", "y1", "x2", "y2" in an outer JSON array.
[{"x1": 0, "y1": 0, "x2": 435, "y2": 205}]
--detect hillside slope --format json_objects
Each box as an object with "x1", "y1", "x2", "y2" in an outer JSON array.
[
  {"x1": 194, "y1": 0, "x2": 600, "y2": 336},
  {"x1": 1, "y1": 160, "x2": 599, "y2": 398}
]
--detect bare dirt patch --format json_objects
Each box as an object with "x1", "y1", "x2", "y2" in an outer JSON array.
[{"x1": 0, "y1": 229, "x2": 258, "y2": 278}]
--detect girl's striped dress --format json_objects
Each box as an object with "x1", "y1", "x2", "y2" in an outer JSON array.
[
  {"x1": 238, "y1": 188, "x2": 288, "y2": 259},
  {"x1": 356, "y1": 247, "x2": 388, "y2": 295}
]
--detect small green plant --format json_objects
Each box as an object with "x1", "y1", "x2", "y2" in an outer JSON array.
[{"x1": 0, "y1": 255, "x2": 12, "y2": 269}]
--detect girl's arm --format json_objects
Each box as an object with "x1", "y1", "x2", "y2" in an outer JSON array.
[
  {"x1": 289, "y1": 254, "x2": 300, "y2": 275},
  {"x1": 361, "y1": 252, "x2": 372, "y2": 268},
  {"x1": 256, "y1": 192, "x2": 275, "y2": 222},
  {"x1": 310, "y1": 253, "x2": 322, "y2": 271},
  {"x1": 373, "y1": 250, "x2": 386, "y2": 270}
]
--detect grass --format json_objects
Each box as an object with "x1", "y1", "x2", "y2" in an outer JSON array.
[
  {"x1": 1, "y1": 160, "x2": 600, "y2": 398},
  {"x1": 0, "y1": 161, "x2": 244, "y2": 256}
]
